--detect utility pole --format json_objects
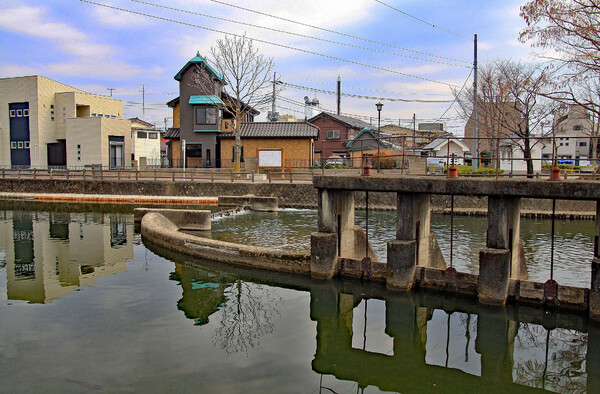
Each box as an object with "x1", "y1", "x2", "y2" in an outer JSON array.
[
  {"x1": 269, "y1": 72, "x2": 282, "y2": 121},
  {"x1": 107, "y1": 88, "x2": 116, "y2": 97},
  {"x1": 412, "y1": 113, "x2": 416, "y2": 149},
  {"x1": 139, "y1": 84, "x2": 147, "y2": 119},
  {"x1": 472, "y1": 34, "x2": 478, "y2": 172},
  {"x1": 337, "y1": 75, "x2": 341, "y2": 115}
]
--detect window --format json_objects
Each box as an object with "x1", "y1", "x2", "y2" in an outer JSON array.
[
  {"x1": 91, "y1": 113, "x2": 97, "y2": 117},
  {"x1": 580, "y1": 142, "x2": 587, "y2": 147},
  {"x1": 206, "y1": 149, "x2": 211, "y2": 167},
  {"x1": 17, "y1": 141, "x2": 23, "y2": 149},
  {"x1": 574, "y1": 125, "x2": 583, "y2": 131},
  {"x1": 137, "y1": 131, "x2": 147, "y2": 139},
  {"x1": 327, "y1": 129, "x2": 340, "y2": 139},
  {"x1": 24, "y1": 141, "x2": 29, "y2": 149},
  {"x1": 9, "y1": 110, "x2": 15, "y2": 117},
  {"x1": 565, "y1": 143, "x2": 569, "y2": 146},
  {"x1": 23, "y1": 109, "x2": 29, "y2": 117},
  {"x1": 104, "y1": 114, "x2": 110, "y2": 118},
  {"x1": 195, "y1": 107, "x2": 217, "y2": 125},
  {"x1": 10, "y1": 142, "x2": 16, "y2": 149},
  {"x1": 149, "y1": 132, "x2": 158, "y2": 139},
  {"x1": 16, "y1": 109, "x2": 22, "y2": 117}
]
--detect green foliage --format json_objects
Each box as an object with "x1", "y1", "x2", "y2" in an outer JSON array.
[
  {"x1": 480, "y1": 150, "x2": 492, "y2": 166},
  {"x1": 452, "y1": 165, "x2": 503, "y2": 175},
  {"x1": 541, "y1": 164, "x2": 581, "y2": 170}
]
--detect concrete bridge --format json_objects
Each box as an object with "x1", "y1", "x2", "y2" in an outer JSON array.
[{"x1": 311, "y1": 175, "x2": 600, "y2": 321}]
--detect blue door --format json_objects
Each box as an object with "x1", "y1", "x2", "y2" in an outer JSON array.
[{"x1": 9, "y1": 102, "x2": 31, "y2": 167}]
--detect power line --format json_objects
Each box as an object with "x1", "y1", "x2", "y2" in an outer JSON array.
[
  {"x1": 127, "y1": 0, "x2": 468, "y2": 69},
  {"x1": 80, "y1": 0, "x2": 459, "y2": 88},
  {"x1": 433, "y1": 68, "x2": 473, "y2": 124},
  {"x1": 209, "y1": 0, "x2": 471, "y2": 65},
  {"x1": 373, "y1": 0, "x2": 474, "y2": 42},
  {"x1": 282, "y1": 81, "x2": 455, "y2": 103},
  {"x1": 278, "y1": 74, "x2": 453, "y2": 96}
]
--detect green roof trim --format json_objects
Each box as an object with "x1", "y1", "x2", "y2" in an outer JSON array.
[
  {"x1": 174, "y1": 52, "x2": 224, "y2": 81},
  {"x1": 193, "y1": 130, "x2": 221, "y2": 133},
  {"x1": 189, "y1": 95, "x2": 225, "y2": 105}
]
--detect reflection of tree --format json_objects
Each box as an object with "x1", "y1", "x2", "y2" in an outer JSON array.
[
  {"x1": 213, "y1": 280, "x2": 284, "y2": 355},
  {"x1": 514, "y1": 323, "x2": 587, "y2": 393}
]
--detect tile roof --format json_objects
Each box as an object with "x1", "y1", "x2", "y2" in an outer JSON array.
[
  {"x1": 219, "y1": 122, "x2": 319, "y2": 139},
  {"x1": 309, "y1": 112, "x2": 371, "y2": 130},
  {"x1": 164, "y1": 128, "x2": 180, "y2": 139}
]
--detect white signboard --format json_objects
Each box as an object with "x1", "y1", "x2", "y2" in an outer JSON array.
[{"x1": 259, "y1": 150, "x2": 282, "y2": 167}]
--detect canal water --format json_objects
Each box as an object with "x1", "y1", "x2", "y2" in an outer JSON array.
[{"x1": 0, "y1": 201, "x2": 597, "y2": 393}]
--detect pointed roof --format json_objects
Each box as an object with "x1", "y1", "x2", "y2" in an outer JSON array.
[
  {"x1": 309, "y1": 112, "x2": 371, "y2": 130},
  {"x1": 346, "y1": 127, "x2": 389, "y2": 151},
  {"x1": 423, "y1": 135, "x2": 470, "y2": 152},
  {"x1": 174, "y1": 52, "x2": 223, "y2": 81}
]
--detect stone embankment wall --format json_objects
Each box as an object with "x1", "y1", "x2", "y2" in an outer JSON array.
[{"x1": 0, "y1": 179, "x2": 595, "y2": 213}]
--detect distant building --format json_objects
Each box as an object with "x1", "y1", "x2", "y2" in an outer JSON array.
[
  {"x1": 345, "y1": 127, "x2": 394, "y2": 168},
  {"x1": 278, "y1": 114, "x2": 300, "y2": 122},
  {"x1": 421, "y1": 135, "x2": 470, "y2": 165},
  {"x1": 541, "y1": 105, "x2": 594, "y2": 164},
  {"x1": 464, "y1": 102, "x2": 524, "y2": 157},
  {"x1": 129, "y1": 117, "x2": 161, "y2": 168},
  {"x1": 499, "y1": 139, "x2": 542, "y2": 173},
  {"x1": 0, "y1": 75, "x2": 131, "y2": 168},
  {"x1": 309, "y1": 112, "x2": 371, "y2": 163}
]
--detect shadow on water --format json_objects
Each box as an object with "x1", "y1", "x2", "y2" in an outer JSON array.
[{"x1": 146, "y1": 239, "x2": 599, "y2": 393}]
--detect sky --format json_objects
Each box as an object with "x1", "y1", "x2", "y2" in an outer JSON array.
[{"x1": 0, "y1": 0, "x2": 540, "y2": 134}]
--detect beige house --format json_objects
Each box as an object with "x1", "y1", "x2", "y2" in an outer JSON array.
[
  {"x1": 541, "y1": 105, "x2": 594, "y2": 164},
  {"x1": 130, "y1": 117, "x2": 161, "y2": 168},
  {"x1": 0, "y1": 75, "x2": 131, "y2": 168}
]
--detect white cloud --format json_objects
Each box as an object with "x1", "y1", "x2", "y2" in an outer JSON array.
[
  {"x1": 0, "y1": 6, "x2": 85, "y2": 41},
  {"x1": 93, "y1": 6, "x2": 150, "y2": 27},
  {"x1": 0, "y1": 64, "x2": 40, "y2": 78},
  {"x1": 60, "y1": 41, "x2": 115, "y2": 59},
  {"x1": 47, "y1": 60, "x2": 142, "y2": 79}
]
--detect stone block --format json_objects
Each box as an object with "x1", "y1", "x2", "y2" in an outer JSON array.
[
  {"x1": 387, "y1": 240, "x2": 417, "y2": 291},
  {"x1": 478, "y1": 248, "x2": 510, "y2": 306},
  {"x1": 310, "y1": 232, "x2": 338, "y2": 279}
]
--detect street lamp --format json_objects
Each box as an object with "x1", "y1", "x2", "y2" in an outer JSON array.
[{"x1": 376, "y1": 102, "x2": 383, "y2": 173}]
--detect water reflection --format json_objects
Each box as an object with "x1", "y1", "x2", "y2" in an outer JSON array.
[
  {"x1": 150, "y1": 240, "x2": 596, "y2": 393},
  {"x1": 0, "y1": 210, "x2": 133, "y2": 303}
]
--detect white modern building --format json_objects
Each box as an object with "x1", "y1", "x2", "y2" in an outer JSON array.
[
  {"x1": 0, "y1": 75, "x2": 132, "y2": 168},
  {"x1": 541, "y1": 105, "x2": 594, "y2": 164},
  {"x1": 130, "y1": 117, "x2": 162, "y2": 168},
  {"x1": 499, "y1": 139, "x2": 543, "y2": 173}
]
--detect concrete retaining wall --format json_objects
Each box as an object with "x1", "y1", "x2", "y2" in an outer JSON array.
[
  {"x1": 141, "y1": 212, "x2": 311, "y2": 274},
  {"x1": 0, "y1": 179, "x2": 596, "y2": 213}
]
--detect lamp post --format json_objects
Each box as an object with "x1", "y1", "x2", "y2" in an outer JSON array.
[{"x1": 376, "y1": 102, "x2": 383, "y2": 173}]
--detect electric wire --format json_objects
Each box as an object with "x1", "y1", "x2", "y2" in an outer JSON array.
[
  {"x1": 432, "y1": 68, "x2": 473, "y2": 123},
  {"x1": 127, "y1": 0, "x2": 468, "y2": 68},
  {"x1": 373, "y1": 0, "x2": 473, "y2": 42},
  {"x1": 282, "y1": 81, "x2": 455, "y2": 103},
  {"x1": 209, "y1": 0, "x2": 471, "y2": 65},
  {"x1": 79, "y1": 0, "x2": 459, "y2": 88}
]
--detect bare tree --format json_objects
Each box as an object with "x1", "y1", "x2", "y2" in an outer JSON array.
[
  {"x1": 520, "y1": 0, "x2": 600, "y2": 118},
  {"x1": 193, "y1": 34, "x2": 277, "y2": 172},
  {"x1": 456, "y1": 59, "x2": 556, "y2": 175}
]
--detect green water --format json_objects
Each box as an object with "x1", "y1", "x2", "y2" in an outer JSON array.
[{"x1": 0, "y1": 202, "x2": 597, "y2": 392}]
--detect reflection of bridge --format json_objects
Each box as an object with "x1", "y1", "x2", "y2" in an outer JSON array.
[
  {"x1": 311, "y1": 175, "x2": 600, "y2": 320},
  {"x1": 145, "y1": 242, "x2": 600, "y2": 393}
]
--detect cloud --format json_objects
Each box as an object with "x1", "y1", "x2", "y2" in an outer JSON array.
[
  {"x1": 0, "y1": 6, "x2": 86, "y2": 41},
  {"x1": 60, "y1": 41, "x2": 115, "y2": 59},
  {"x1": 0, "y1": 64, "x2": 40, "y2": 78}
]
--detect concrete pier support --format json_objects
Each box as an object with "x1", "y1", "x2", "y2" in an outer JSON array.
[
  {"x1": 387, "y1": 193, "x2": 431, "y2": 290},
  {"x1": 310, "y1": 189, "x2": 355, "y2": 279},
  {"x1": 478, "y1": 196, "x2": 521, "y2": 305},
  {"x1": 590, "y1": 202, "x2": 600, "y2": 321}
]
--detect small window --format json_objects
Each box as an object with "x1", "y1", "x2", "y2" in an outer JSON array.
[
  {"x1": 195, "y1": 107, "x2": 217, "y2": 125},
  {"x1": 17, "y1": 141, "x2": 23, "y2": 149},
  {"x1": 580, "y1": 142, "x2": 587, "y2": 147},
  {"x1": 149, "y1": 132, "x2": 158, "y2": 139},
  {"x1": 16, "y1": 109, "x2": 22, "y2": 117},
  {"x1": 23, "y1": 109, "x2": 29, "y2": 117},
  {"x1": 565, "y1": 143, "x2": 569, "y2": 146},
  {"x1": 91, "y1": 113, "x2": 97, "y2": 117},
  {"x1": 10, "y1": 142, "x2": 16, "y2": 149},
  {"x1": 51, "y1": 116, "x2": 55, "y2": 121},
  {"x1": 77, "y1": 144, "x2": 81, "y2": 149},
  {"x1": 24, "y1": 141, "x2": 30, "y2": 149},
  {"x1": 104, "y1": 114, "x2": 110, "y2": 118},
  {"x1": 560, "y1": 143, "x2": 563, "y2": 146},
  {"x1": 9, "y1": 110, "x2": 15, "y2": 117},
  {"x1": 50, "y1": 105, "x2": 54, "y2": 109},
  {"x1": 574, "y1": 125, "x2": 583, "y2": 131},
  {"x1": 137, "y1": 131, "x2": 147, "y2": 139},
  {"x1": 327, "y1": 130, "x2": 340, "y2": 139},
  {"x1": 110, "y1": 115, "x2": 116, "y2": 119}
]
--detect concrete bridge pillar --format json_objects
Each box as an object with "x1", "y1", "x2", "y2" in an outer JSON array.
[
  {"x1": 387, "y1": 193, "x2": 431, "y2": 290},
  {"x1": 479, "y1": 196, "x2": 521, "y2": 305},
  {"x1": 590, "y1": 202, "x2": 600, "y2": 321},
  {"x1": 311, "y1": 189, "x2": 355, "y2": 279}
]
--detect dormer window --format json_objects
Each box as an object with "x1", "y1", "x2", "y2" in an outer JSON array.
[{"x1": 196, "y1": 107, "x2": 217, "y2": 125}]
